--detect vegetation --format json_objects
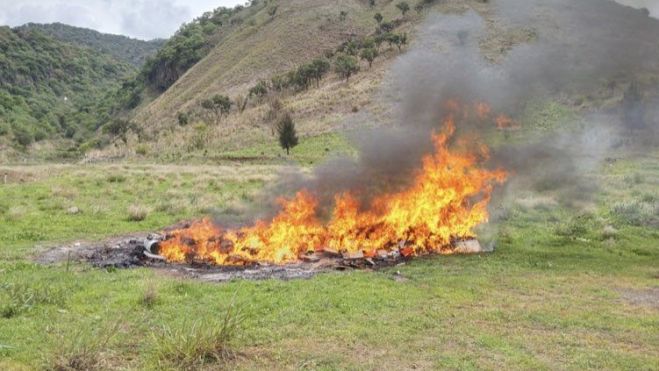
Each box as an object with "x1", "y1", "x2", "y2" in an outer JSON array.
[
  {"x1": 276, "y1": 113, "x2": 299, "y2": 155},
  {"x1": 335, "y1": 55, "x2": 360, "y2": 81},
  {"x1": 201, "y1": 94, "x2": 232, "y2": 124},
  {"x1": 396, "y1": 2, "x2": 411, "y2": 17},
  {"x1": 0, "y1": 26, "x2": 133, "y2": 149},
  {"x1": 0, "y1": 150, "x2": 657, "y2": 369},
  {"x1": 17, "y1": 22, "x2": 164, "y2": 67},
  {"x1": 360, "y1": 47, "x2": 379, "y2": 68}
]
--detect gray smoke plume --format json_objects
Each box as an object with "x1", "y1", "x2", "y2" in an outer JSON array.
[{"x1": 218, "y1": 0, "x2": 659, "y2": 226}]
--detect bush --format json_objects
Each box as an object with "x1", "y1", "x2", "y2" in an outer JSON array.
[
  {"x1": 13, "y1": 126, "x2": 33, "y2": 147},
  {"x1": 177, "y1": 111, "x2": 190, "y2": 126}
]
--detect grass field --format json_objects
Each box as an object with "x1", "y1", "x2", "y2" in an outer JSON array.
[{"x1": 0, "y1": 145, "x2": 657, "y2": 370}]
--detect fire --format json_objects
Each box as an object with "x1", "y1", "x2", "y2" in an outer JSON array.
[{"x1": 159, "y1": 105, "x2": 508, "y2": 266}]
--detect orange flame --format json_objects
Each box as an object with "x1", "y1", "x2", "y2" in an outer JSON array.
[{"x1": 159, "y1": 106, "x2": 507, "y2": 266}]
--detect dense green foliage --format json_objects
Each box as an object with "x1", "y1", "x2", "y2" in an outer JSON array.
[
  {"x1": 17, "y1": 23, "x2": 164, "y2": 67},
  {"x1": 0, "y1": 26, "x2": 133, "y2": 149}
]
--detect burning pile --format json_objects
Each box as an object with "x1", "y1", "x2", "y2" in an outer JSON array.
[{"x1": 159, "y1": 106, "x2": 507, "y2": 266}]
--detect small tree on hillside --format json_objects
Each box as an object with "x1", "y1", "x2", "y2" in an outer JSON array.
[
  {"x1": 374, "y1": 13, "x2": 383, "y2": 25},
  {"x1": 396, "y1": 2, "x2": 410, "y2": 16},
  {"x1": 415, "y1": 3, "x2": 424, "y2": 14},
  {"x1": 310, "y1": 58, "x2": 331, "y2": 87},
  {"x1": 360, "y1": 47, "x2": 379, "y2": 68},
  {"x1": 276, "y1": 113, "x2": 298, "y2": 155},
  {"x1": 335, "y1": 55, "x2": 360, "y2": 82},
  {"x1": 369, "y1": 0, "x2": 376, "y2": 8}
]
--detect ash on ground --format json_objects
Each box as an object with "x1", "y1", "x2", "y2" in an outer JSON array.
[{"x1": 36, "y1": 232, "x2": 492, "y2": 283}]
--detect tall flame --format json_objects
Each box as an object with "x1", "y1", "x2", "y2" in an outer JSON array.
[{"x1": 160, "y1": 104, "x2": 507, "y2": 265}]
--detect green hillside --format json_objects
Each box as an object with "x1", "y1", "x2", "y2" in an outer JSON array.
[
  {"x1": 0, "y1": 27, "x2": 133, "y2": 152},
  {"x1": 17, "y1": 23, "x2": 164, "y2": 67}
]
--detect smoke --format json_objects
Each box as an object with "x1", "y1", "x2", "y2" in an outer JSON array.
[{"x1": 218, "y1": 0, "x2": 659, "y2": 227}]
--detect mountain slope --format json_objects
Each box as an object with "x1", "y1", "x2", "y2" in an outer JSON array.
[
  {"x1": 0, "y1": 26, "x2": 133, "y2": 149},
  {"x1": 133, "y1": 0, "x2": 379, "y2": 131},
  {"x1": 17, "y1": 23, "x2": 164, "y2": 67}
]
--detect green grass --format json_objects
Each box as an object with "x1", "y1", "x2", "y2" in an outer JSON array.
[
  {"x1": 0, "y1": 152, "x2": 657, "y2": 369},
  {"x1": 217, "y1": 131, "x2": 356, "y2": 165},
  {"x1": 0, "y1": 165, "x2": 268, "y2": 260}
]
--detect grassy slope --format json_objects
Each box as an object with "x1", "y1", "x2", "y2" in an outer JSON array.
[
  {"x1": 130, "y1": 0, "x2": 417, "y2": 137},
  {"x1": 0, "y1": 148, "x2": 657, "y2": 369}
]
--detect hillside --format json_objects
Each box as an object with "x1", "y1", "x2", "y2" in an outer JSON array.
[
  {"x1": 0, "y1": 26, "x2": 133, "y2": 153},
  {"x1": 17, "y1": 23, "x2": 164, "y2": 68},
  {"x1": 134, "y1": 0, "x2": 378, "y2": 130},
  {"x1": 93, "y1": 0, "x2": 538, "y2": 161}
]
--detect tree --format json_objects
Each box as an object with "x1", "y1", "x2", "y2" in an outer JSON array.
[
  {"x1": 374, "y1": 13, "x2": 383, "y2": 25},
  {"x1": 310, "y1": 58, "x2": 331, "y2": 87},
  {"x1": 339, "y1": 10, "x2": 348, "y2": 21},
  {"x1": 335, "y1": 55, "x2": 360, "y2": 82},
  {"x1": 276, "y1": 113, "x2": 298, "y2": 155},
  {"x1": 360, "y1": 47, "x2": 379, "y2": 68},
  {"x1": 415, "y1": 3, "x2": 425, "y2": 14},
  {"x1": 396, "y1": 2, "x2": 410, "y2": 16},
  {"x1": 369, "y1": 0, "x2": 376, "y2": 8}
]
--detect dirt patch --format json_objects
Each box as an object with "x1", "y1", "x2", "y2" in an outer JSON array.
[{"x1": 619, "y1": 287, "x2": 659, "y2": 309}]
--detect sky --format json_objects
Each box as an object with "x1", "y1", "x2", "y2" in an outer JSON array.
[
  {"x1": 0, "y1": 0, "x2": 656, "y2": 40},
  {"x1": 0, "y1": 0, "x2": 245, "y2": 40}
]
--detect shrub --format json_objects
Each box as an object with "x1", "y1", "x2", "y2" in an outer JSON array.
[
  {"x1": 177, "y1": 111, "x2": 190, "y2": 126},
  {"x1": 13, "y1": 126, "x2": 33, "y2": 147},
  {"x1": 396, "y1": 1, "x2": 410, "y2": 16}
]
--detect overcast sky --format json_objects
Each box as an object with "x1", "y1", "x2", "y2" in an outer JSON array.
[
  {"x1": 0, "y1": 0, "x2": 656, "y2": 40},
  {"x1": 0, "y1": 0, "x2": 244, "y2": 40}
]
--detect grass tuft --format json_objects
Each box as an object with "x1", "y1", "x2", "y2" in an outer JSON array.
[
  {"x1": 140, "y1": 283, "x2": 159, "y2": 309},
  {"x1": 149, "y1": 303, "x2": 244, "y2": 370},
  {"x1": 0, "y1": 281, "x2": 66, "y2": 318},
  {"x1": 127, "y1": 204, "x2": 150, "y2": 222},
  {"x1": 45, "y1": 323, "x2": 119, "y2": 371}
]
